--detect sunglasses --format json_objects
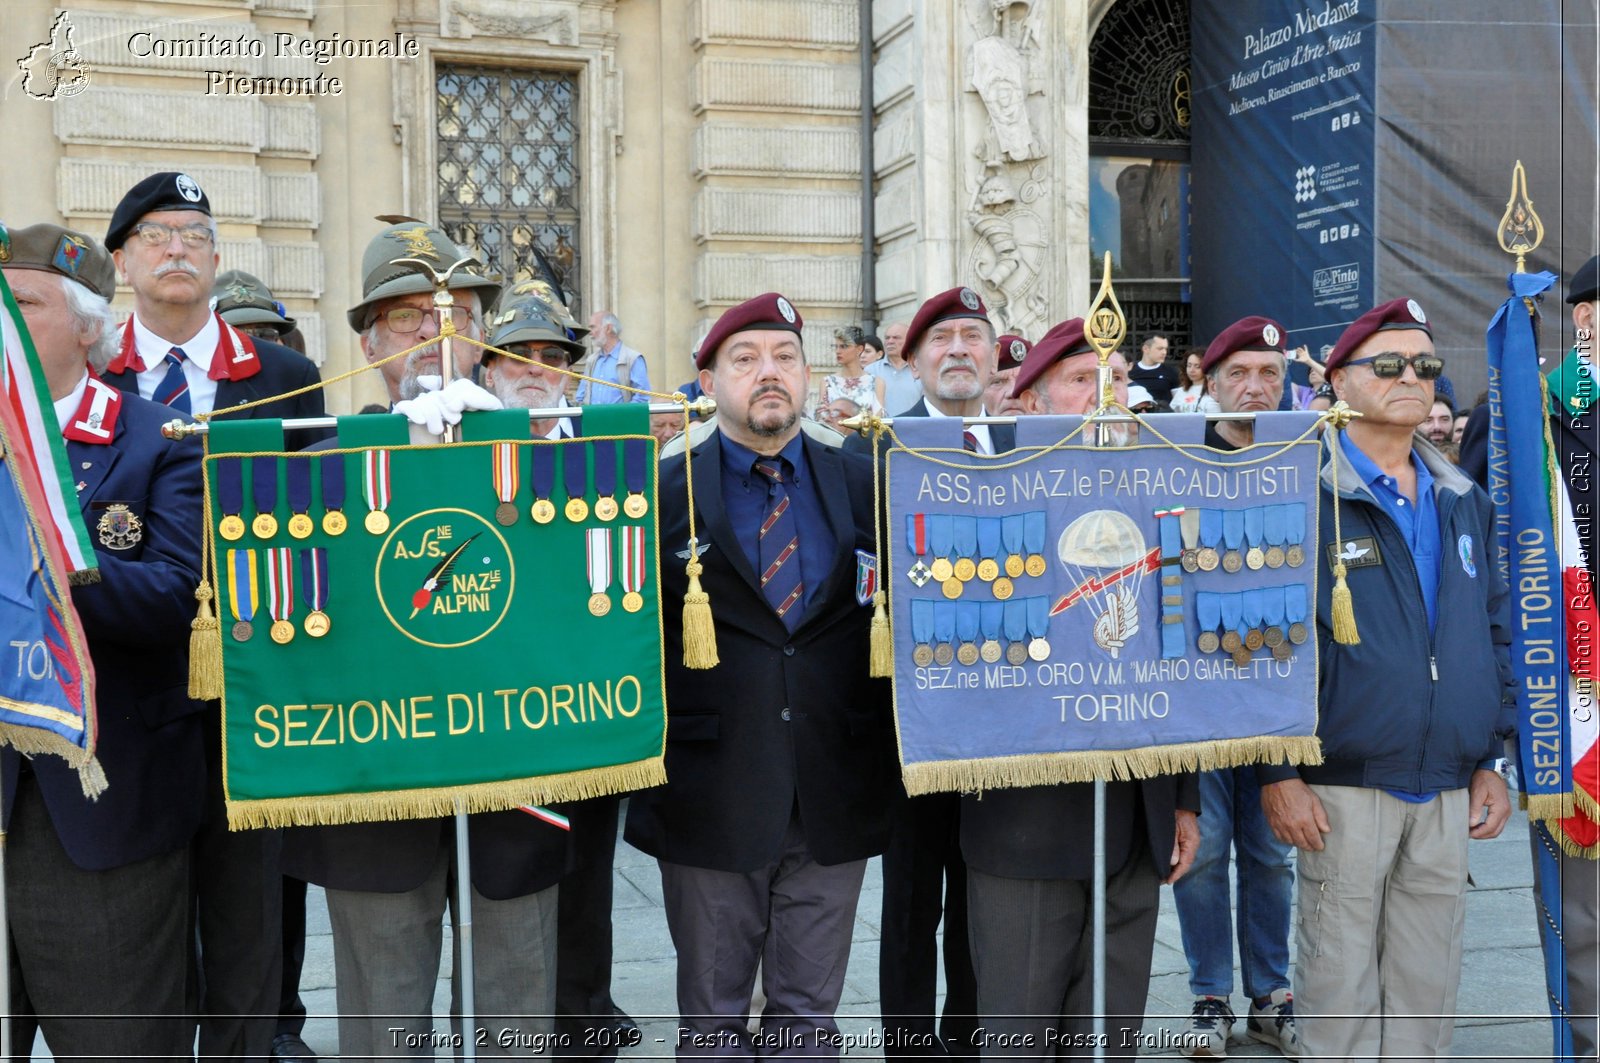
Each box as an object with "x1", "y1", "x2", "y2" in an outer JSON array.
[{"x1": 1343, "y1": 352, "x2": 1445, "y2": 380}]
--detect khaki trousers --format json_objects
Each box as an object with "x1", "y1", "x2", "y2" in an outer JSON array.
[{"x1": 1294, "y1": 784, "x2": 1469, "y2": 1062}]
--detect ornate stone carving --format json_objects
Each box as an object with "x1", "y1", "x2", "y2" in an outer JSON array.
[
  {"x1": 442, "y1": 0, "x2": 577, "y2": 45},
  {"x1": 967, "y1": 1, "x2": 1043, "y2": 163}
]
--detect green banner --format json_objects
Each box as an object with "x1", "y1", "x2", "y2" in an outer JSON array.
[{"x1": 206, "y1": 405, "x2": 666, "y2": 828}]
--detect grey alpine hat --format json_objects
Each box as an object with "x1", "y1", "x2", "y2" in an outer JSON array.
[
  {"x1": 485, "y1": 294, "x2": 586, "y2": 363},
  {"x1": 347, "y1": 221, "x2": 501, "y2": 332}
]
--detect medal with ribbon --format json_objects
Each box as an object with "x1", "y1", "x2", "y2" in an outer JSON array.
[
  {"x1": 953, "y1": 517, "x2": 978, "y2": 583},
  {"x1": 493, "y1": 442, "x2": 520, "y2": 526},
  {"x1": 227, "y1": 548, "x2": 258, "y2": 642},
  {"x1": 586, "y1": 527, "x2": 612, "y2": 614},
  {"x1": 565, "y1": 443, "x2": 590, "y2": 522},
  {"x1": 1001, "y1": 514, "x2": 1026, "y2": 579},
  {"x1": 265, "y1": 546, "x2": 296, "y2": 644},
  {"x1": 905, "y1": 513, "x2": 932, "y2": 587},
  {"x1": 928, "y1": 515, "x2": 958, "y2": 596},
  {"x1": 1222, "y1": 508, "x2": 1245, "y2": 573},
  {"x1": 321, "y1": 453, "x2": 348, "y2": 535},
  {"x1": 1155, "y1": 505, "x2": 1186, "y2": 660},
  {"x1": 1025, "y1": 595, "x2": 1051, "y2": 661},
  {"x1": 623, "y1": 439, "x2": 650, "y2": 518},
  {"x1": 300, "y1": 547, "x2": 331, "y2": 637},
  {"x1": 620, "y1": 524, "x2": 647, "y2": 613},
  {"x1": 1286, "y1": 583, "x2": 1310, "y2": 644},
  {"x1": 1004, "y1": 599, "x2": 1029, "y2": 664},
  {"x1": 362, "y1": 449, "x2": 392, "y2": 535},
  {"x1": 1195, "y1": 591, "x2": 1221, "y2": 654},
  {"x1": 1023, "y1": 511, "x2": 1048, "y2": 578},
  {"x1": 956, "y1": 602, "x2": 981, "y2": 665},
  {"x1": 1263, "y1": 584, "x2": 1289, "y2": 657},
  {"x1": 1220, "y1": 592, "x2": 1244, "y2": 655},
  {"x1": 979, "y1": 601, "x2": 1004, "y2": 663},
  {"x1": 1263, "y1": 504, "x2": 1287, "y2": 569},
  {"x1": 218, "y1": 458, "x2": 247, "y2": 541},
  {"x1": 911, "y1": 599, "x2": 935, "y2": 667},
  {"x1": 1179, "y1": 509, "x2": 1201, "y2": 573},
  {"x1": 975, "y1": 518, "x2": 1002, "y2": 583},
  {"x1": 530, "y1": 445, "x2": 557, "y2": 524},
  {"x1": 932, "y1": 600, "x2": 957, "y2": 665},
  {"x1": 1244, "y1": 507, "x2": 1266, "y2": 570},
  {"x1": 1198, "y1": 508, "x2": 1222, "y2": 571},
  {"x1": 1286, "y1": 502, "x2": 1307, "y2": 567},
  {"x1": 286, "y1": 457, "x2": 314, "y2": 540},
  {"x1": 251, "y1": 456, "x2": 279, "y2": 539},
  {"x1": 592, "y1": 440, "x2": 619, "y2": 521},
  {"x1": 1241, "y1": 588, "x2": 1266, "y2": 652}
]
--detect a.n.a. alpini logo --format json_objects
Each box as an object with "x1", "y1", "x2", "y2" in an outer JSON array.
[
  {"x1": 17, "y1": 12, "x2": 91, "y2": 101},
  {"x1": 376, "y1": 510, "x2": 515, "y2": 648}
]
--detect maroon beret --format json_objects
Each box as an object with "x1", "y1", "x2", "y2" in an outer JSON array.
[
  {"x1": 695, "y1": 292, "x2": 803, "y2": 370},
  {"x1": 903, "y1": 286, "x2": 990, "y2": 360},
  {"x1": 995, "y1": 334, "x2": 1031, "y2": 372},
  {"x1": 1326, "y1": 298, "x2": 1432, "y2": 370},
  {"x1": 1201, "y1": 316, "x2": 1287, "y2": 373},
  {"x1": 1011, "y1": 318, "x2": 1095, "y2": 398}
]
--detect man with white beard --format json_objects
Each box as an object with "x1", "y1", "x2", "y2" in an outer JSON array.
[{"x1": 480, "y1": 295, "x2": 585, "y2": 438}]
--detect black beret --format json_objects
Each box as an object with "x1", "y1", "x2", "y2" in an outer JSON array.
[
  {"x1": 105, "y1": 172, "x2": 211, "y2": 252},
  {"x1": 1568, "y1": 255, "x2": 1598, "y2": 305}
]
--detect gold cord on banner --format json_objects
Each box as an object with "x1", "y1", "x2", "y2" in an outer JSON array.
[
  {"x1": 189, "y1": 432, "x2": 225, "y2": 699},
  {"x1": 1322, "y1": 401, "x2": 1361, "y2": 645},
  {"x1": 868, "y1": 416, "x2": 893, "y2": 677}
]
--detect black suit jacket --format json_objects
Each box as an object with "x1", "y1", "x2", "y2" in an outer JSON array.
[
  {"x1": 624, "y1": 430, "x2": 898, "y2": 872},
  {"x1": 842, "y1": 396, "x2": 1018, "y2": 457},
  {"x1": 3, "y1": 391, "x2": 208, "y2": 870}
]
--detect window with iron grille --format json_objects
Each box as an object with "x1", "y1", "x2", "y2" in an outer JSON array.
[{"x1": 436, "y1": 64, "x2": 582, "y2": 312}]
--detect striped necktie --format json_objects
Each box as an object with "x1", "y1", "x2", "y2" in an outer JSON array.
[
  {"x1": 963, "y1": 429, "x2": 980, "y2": 453},
  {"x1": 754, "y1": 457, "x2": 804, "y2": 631},
  {"x1": 152, "y1": 347, "x2": 191, "y2": 413}
]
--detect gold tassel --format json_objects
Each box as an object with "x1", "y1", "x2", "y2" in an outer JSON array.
[
  {"x1": 681, "y1": 551, "x2": 719, "y2": 669},
  {"x1": 1330, "y1": 561, "x2": 1359, "y2": 644},
  {"x1": 188, "y1": 580, "x2": 224, "y2": 699},
  {"x1": 869, "y1": 590, "x2": 893, "y2": 677}
]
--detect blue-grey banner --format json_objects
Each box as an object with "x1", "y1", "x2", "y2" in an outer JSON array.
[{"x1": 885, "y1": 414, "x2": 1324, "y2": 794}]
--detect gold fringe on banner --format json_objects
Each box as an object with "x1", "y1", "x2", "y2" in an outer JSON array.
[
  {"x1": 0, "y1": 716, "x2": 106, "y2": 799},
  {"x1": 900, "y1": 735, "x2": 1324, "y2": 798},
  {"x1": 225, "y1": 755, "x2": 668, "y2": 831}
]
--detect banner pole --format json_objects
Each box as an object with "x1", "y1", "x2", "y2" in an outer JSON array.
[
  {"x1": 1, "y1": 827, "x2": 10, "y2": 1060},
  {"x1": 1092, "y1": 781, "x2": 1107, "y2": 1061}
]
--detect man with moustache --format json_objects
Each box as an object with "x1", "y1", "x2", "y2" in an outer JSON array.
[
  {"x1": 98, "y1": 171, "x2": 325, "y2": 1062},
  {"x1": 867, "y1": 320, "x2": 922, "y2": 416},
  {"x1": 1258, "y1": 298, "x2": 1513, "y2": 1059},
  {"x1": 983, "y1": 334, "x2": 1030, "y2": 417},
  {"x1": 958, "y1": 319, "x2": 1198, "y2": 1058},
  {"x1": 625, "y1": 293, "x2": 895, "y2": 1057},
  {"x1": 280, "y1": 224, "x2": 574, "y2": 1061}
]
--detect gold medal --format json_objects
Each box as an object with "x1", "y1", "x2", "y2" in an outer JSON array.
[
  {"x1": 364, "y1": 510, "x2": 390, "y2": 535},
  {"x1": 1286, "y1": 544, "x2": 1306, "y2": 567},
  {"x1": 977, "y1": 558, "x2": 1000, "y2": 582},
  {"x1": 252, "y1": 513, "x2": 279, "y2": 539},
  {"x1": 1288, "y1": 622, "x2": 1309, "y2": 645},
  {"x1": 270, "y1": 619, "x2": 295, "y2": 644},
  {"x1": 1221, "y1": 631, "x2": 1242, "y2": 653},
  {"x1": 231, "y1": 620, "x2": 253, "y2": 642},
  {"x1": 1222, "y1": 550, "x2": 1243, "y2": 573},
  {"x1": 1263, "y1": 626, "x2": 1285, "y2": 648},
  {"x1": 1197, "y1": 547, "x2": 1220, "y2": 571},
  {"x1": 322, "y1": 510, "x2": 348, "y2": 536},
  {"x1": 1272, "y1": 641, "x2": 1294, "y2": 660},
  {"x1": 1027, "y1": 637, "x2": 1051, "y2": 662},
  {"x1": 930, "y1": 558, "x2": 955, "y2": 583},
  {"x1": 588, "y1": 592, "x2": 611, "y2": 616},
  {"x1": 934, "y1": 643, "x2": 955, "y2": 666},
  {"x1": 1005, "y1": 554, "x2": 1025, "y2": 579},
  {"x1": 495, "y1": 501, "x2": 519, "y2": 526},
  {"x1": 1232, "y1": 647, "x2": 1253, "y2": 667},
  {"x1": 1246, "y1": 547, "x2": 1265, "y2": 570},
  {"x1": 957, "y1": 642, "x2": 979, "y2": 666},
  {"x1": 1197, "y1": 631, "x2": 1220, "y2": 654},
  {"x1": 622, "y1": 591, "x2": 643, "y2": 613},
  {"x1": 941, "y1": 577, "x2": 964, "y2": 600},
  {"x1": 595, "y1": 497, "x2": 619, "y2": 522},
  {"x1": 1245, "y1": 629, "x2": 1265, "y2": 652},
  {"x1": 1265, "y1": 546, "x2": 1286, "y2": 569},
  {"x1": 1024, "y1": 554, "x2": 1047, "y2": 578},
  {"x1": 913, "y1": 644, "x2": 935, "y2": 668},
  {"x1": 531, "y1": 499, "x2": 556, "y2": 524},
  {"x1": 624, "y1": 493, "x2": 649, "y2": 519},
  {"x1": 304, "y1": 610, "x2": 331, "y2": 638},
  {"x1": 1181, "y1": 548, "x2": 1199, "y2": 573},
  {"x1": 566, "y1": 497, "x2": 590, "y2": 522},
  {"x1": 991, "y1": 576, "x2": 1014, "y2": 601},
  {"x1": 288, "y1": 513, "x2": 314, "y2": 540},
  {"x1": 1007, "y1": 642, "x2": 1029, "y2": 665},
  {"x1": 980, "y1": 639, "x2": 1003, "y2": 663},
  {"x1": 219, "y1": 514, "x2": 246, "y2": 541},
  {"x1": 954, "y1": 558, "x2": 977, "y2": 583}
]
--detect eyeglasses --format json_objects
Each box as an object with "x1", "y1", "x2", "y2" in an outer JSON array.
[
  {"x1": 130, "y1": 221, "x2": 215, "y2": 248},
  {"x1": 379, "y1": 306, "x2": 471, "y2": 334},
  {"x1": 1343, "y1": 352, "x2": 1445, "y2": 380}
]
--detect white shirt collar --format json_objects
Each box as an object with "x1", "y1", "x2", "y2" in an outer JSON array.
[
  {"x1": 922, "y1": 397, "x2": 994, "y2": 454},
  {"x1": 132, "y1": 310, "x2": 218, "y2": 371},
  {"x1": 540, "y1": 396, "x2": 575, "y2": 440},
  {"x1": 52, "y1": 373, "x2": 88, "y2": 432}
]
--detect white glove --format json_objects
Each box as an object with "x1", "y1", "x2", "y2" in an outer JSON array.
[{"x1": 393, "y1": 377, "x2": 504, "y2": 436}]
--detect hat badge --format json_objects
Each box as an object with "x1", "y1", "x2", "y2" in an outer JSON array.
[
  {"x1": 1261, "y1": 323, "x2": 1280, "y2": 346},
  {"x1": 1010, "y1": 339, "x2": 1026, "y2": 358},
  {"x1": 776, "y1": 296, "x2": 797, "y2": 324},
  {"x1": 959, "y1": 287, "x2": 981, "y2": 311},
  {"x1": 1406, "y1": 298, "x2": 1426, "y2": 323},
  {"x1": 174, "y1": 173, "x2": 202, "y2": 203},
  {"x1": 393, "y1": 225, "x2": 441, "y2": 261},
  {"x1": 229, "y1": 283, "x2": 254, "y2": 302}
]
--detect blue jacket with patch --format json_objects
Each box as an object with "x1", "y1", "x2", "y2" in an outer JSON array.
[{"x1": 1258, "y1": 437, "x2": 1517, "y2": 793}]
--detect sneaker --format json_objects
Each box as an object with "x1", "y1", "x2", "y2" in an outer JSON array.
[
  {"x1": 1247, "y1": 988, "x2": 1302, "y2": 1058},
  {"x1": 1179, "y1": 995, "x2": 1236, "y2": 1058}
]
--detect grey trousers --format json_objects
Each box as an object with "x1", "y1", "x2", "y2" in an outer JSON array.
[
  {"x1": 6, "y1": 775, "x2": 191, "y2": 1062},
  {"x1": 1295, "y1": 785, "x2": 1470, "y2": 1062},
  {"x1": 325, "y1": 837, "x2": 560, "y2": 1061},
  {"x1": 1531, "y1": 820, "x2": 1600, "y2": 1061},
  {"x1": 965, "y1": 850, "x2": 1162, "y2": 1061},
  {"x1": 658, "y1": 817, "x2": 868, "y2": 1059}
]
